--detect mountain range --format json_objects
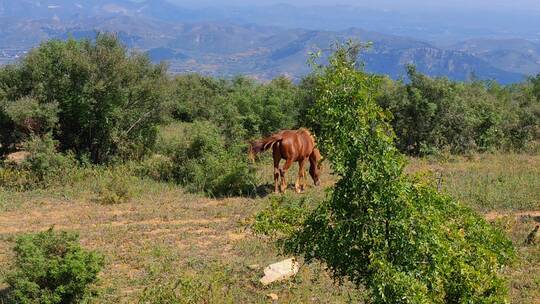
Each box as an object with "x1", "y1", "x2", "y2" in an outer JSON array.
[{"x1": 0, "y1": 0, "x2": 538, "y2": 83}]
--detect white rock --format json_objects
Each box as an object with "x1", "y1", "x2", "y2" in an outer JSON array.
[{"x1": 260, "y1": 258, "x2": 299, "y2": 286}]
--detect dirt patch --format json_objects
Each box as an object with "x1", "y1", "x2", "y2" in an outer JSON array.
[
  {"x1": 227, "y1": 232, "x2": 247, "y2": 241},
  {"x1": 0, "y1": 218, "x2": 228, "y2": 235},
  {"x1": 484, "y1": 211, "x2": 540, "y2": 221}
]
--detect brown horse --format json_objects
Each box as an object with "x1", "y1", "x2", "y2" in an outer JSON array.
[{"x1": 249, "y1": 129, "x2": 322, "y2": 193}]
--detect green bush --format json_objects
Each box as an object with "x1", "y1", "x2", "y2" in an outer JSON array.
[
  {"x1": 252, "y1": 195, "x2": 313, "y2": 240},
  {"x1": 95, "y1": 170, "x2": 137, "y2": 205},
  {"x1": 168, "y1": 74, "x2": 227, "y2": 122},
  {"x1": 257, "y1": 43, "x2": 515, "y2": 303},
  {"x1": 145, "y1": 121, "x2": 257, "y2": 197},
  {"x1": 135, "y1": 154, "x2": 175, "y2": 182},
  {"x1": 0, "y1": 166, "x2": 34, "y2": 191},
  {"x1": 0, "y1": 34, "x2": 168, "y2": 163},
  {"x1": 3, "y1": 96, "x2": 59, "y2": 142},
  {"x1": 166, "y1": 121, "x2": 257, "y2": 197},
  {"x1": 4, "y1": 228, "x2": 104, "y2": 304},
  {"x1": 0, "y1": 134, "x2": 76, "y2": 190},
  {"x1": 169, "y1": 75, "x2": 302, "y2": 142},
  {"x1": 20, "y1": 134, "x2": 76, "y2": 185},
  {"x1": 377, "y1": 66, "x2": 539, "y2": 155}
]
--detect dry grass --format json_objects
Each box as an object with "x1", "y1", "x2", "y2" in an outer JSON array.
[
  {"x1": 0, "y1": 172, "x2": 359, "y2": 303},
  {"x1": 407, "y1": 153, "x2": 540, "y2": 212},
  {"x1": 0, "y1": 153, "x2": 538, "y2": 303}
]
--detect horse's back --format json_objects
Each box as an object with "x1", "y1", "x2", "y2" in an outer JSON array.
[
  {"x1": 297, "y1": 129, "x2": 315, "y2": 157},
  {"x1": 275, "y1": 129, "x2": 314, "y2": 160}
]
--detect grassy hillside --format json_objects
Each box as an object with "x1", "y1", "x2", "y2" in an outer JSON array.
[
  {"x1": 0, "y1": 151, "x2": 538, "y2": 303},
  {"x1": 0, "y1": 36, "x2": 538, "y2": 303}
]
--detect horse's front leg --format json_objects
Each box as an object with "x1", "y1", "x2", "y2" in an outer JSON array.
[{"x1": 296, "y1": 158, "x2": 306, "y2": 193}]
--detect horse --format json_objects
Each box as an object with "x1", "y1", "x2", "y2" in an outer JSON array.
[{"x1": 249, "y1": 128, "x2": 322, "y2": 193}]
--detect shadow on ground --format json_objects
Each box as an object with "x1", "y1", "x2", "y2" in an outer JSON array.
[
  {"x1": 0, "y1": 286, "x2": 10, "y2": 303},
  {"x1": 252, "y1": 183, "x2": 274, "y2": 198}
]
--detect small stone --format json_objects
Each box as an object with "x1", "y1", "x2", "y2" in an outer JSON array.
[
  {"x1": 266, "y1": 293, "x2": 279, "y2": 301},
  {"x1": 248, "y1": 264, "x2": 260, "y2": 270},
  {"x1": 260, "y1": 258, "x2": 299, "y2": 285}
]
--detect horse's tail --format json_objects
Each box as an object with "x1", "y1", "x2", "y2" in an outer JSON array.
[{"x1": 248, "y1": 133, "x2": 284, "y2": 162}]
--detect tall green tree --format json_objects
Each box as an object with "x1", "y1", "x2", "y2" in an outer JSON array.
[
  {"x1": 273, "y1": 43, "x2": 514, "y2": 303},
  {"x1": 0, "y1": 34, "x2": 168, "y2": 163}
]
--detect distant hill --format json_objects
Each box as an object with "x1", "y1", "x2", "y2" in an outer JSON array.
[
  {"x1": 0, "y1": 0, "x2": 533, "y2": 83},
  {"x1": 449, "y1": 38, "x2": 540, "y2": 76}
]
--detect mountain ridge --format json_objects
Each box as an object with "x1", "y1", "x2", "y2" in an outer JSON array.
[{"x1": 0, "y1": 0, "x2": 535, "y2": 83}]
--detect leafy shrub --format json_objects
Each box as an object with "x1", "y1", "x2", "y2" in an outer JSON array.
[
  {"x1": 4, "y1": 228, "x2": 104, "y2": 304},
  {"x1": 168, "y1": 74, "x2": 227, "y2": 122},
  {"x1": 257, "y1": 43, "x2": 515, "y2": 303},
  {"x1": 135, "y1": 154, "x2": 175, "y2": 182},
  {"x1": 0, "y1": 166, "x2": 34, "y2": 191},
  {"x1": 0, "y1": 34, "x2": 168, "y2": 163},
  {"x1": 3, "y1": 96, "x2": 59, "y2": 142},
  {"x1": 166, "y1": 121, "x2": 257, "y2": 197},
  {"x1": 0, "y1": 134, "x2": 76, "y2": 190},
  {"x1": 252, "y1": 195, "x2": 313, "y2": 240},
  {"x1": 20, "y1": 134, "x2": 76, "y2": 184},
  {"x1": 169, "y1": 75, "x2": 302, "y2": 142},
  {"x1": 377, "y1": 66, "x2": 539, "y2": 155},
  {"x1": 95, "y1": 168, "x2": 138, "y2": 205},
  {"x1": 223, "y1": 76, "x2": 300, "y2": 138}
]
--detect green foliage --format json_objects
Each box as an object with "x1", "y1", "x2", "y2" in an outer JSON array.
[
  {"x1": 252, "y1": 195, "x2": 313, "y2": 240},
  {"x1": 3, "y1": 97, "x2": 59, "y2": 141},
  {"x1": 138, "y1": 271, "x2": 236, "y2": 304},
  {"x1": 0, "y1": 166, "x2": 34, "y2": 191},
  {"x1": 4, "y1": 228, "x2": 104, "y2": 304},
  {"x1": 227, "y1": 76, "x2": 300, "y2": 138},
  {"x1": 529, "y1": 73, "x2": 540, "y2": 102},
  {"x1": 20, "y1": 134, "x2": 76, "y2": 185},
  {"x1": 159, "y1": 121, "x2": 257, "y2": 197},
  {"x1": 95, "y1": 169, "x2": 137, "y2": 205},
  {"x1": 169, "y1": 75, "x2": 302, "y2": 141},
  {"x1": 259, "y1": 43, "x2": 516, "y2": 303},
  {"x1": 0, "y1": 33, "x2": 168, "y2": 163},
  {"x1": 168, "y1": 74, "x2": 227, "y2": 122},
  {"x1": 0, "y1": 134, "x2": 76, "y2": 190},
  {"x1": 378, "y1": 66, "x2": 539, "y2": 155},
  {"x1": 135, "y1": 154, "x2": 175, "y2": 182}
]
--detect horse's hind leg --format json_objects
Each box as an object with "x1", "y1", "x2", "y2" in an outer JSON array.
[
  {"x1": 273, "y1": 148, "x2": 281, "y2": 194},
  {"x1": 280, "y1": 158, "x2": 293, "y2": 193}
]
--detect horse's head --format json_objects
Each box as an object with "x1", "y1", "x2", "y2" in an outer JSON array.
[{"x1": 309, "y1": 148, "x2": 322, "y2": 186}]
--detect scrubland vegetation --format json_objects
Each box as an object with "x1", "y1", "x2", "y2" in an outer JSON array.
[{"x1": 0, "y1": 36, "x2": 538, "y2": 303}]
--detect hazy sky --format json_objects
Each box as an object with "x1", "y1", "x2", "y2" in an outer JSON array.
[{"x1": 176, "y1": 0, "x2": 539, "y2": 11}]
